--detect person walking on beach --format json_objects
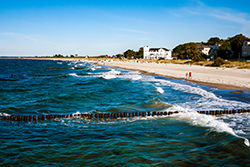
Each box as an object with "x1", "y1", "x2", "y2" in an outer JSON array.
[{"x1": 189, "y1": 72, "x2": 192, "y2": 78}]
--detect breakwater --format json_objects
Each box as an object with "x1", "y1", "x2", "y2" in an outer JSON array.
[{"x1": 1, "y1": 109, "x2": 249, "y2": 122}]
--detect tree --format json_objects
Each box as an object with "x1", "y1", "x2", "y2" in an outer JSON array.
[
  {"x1": 228, "y1": 34, "x2": 250, "y2": 59},
  {"x1": 97, "y1": 55, "x2": 109, "y2": 58},
  {"x1": 207, "y1": 37, "x2": 222, "y2": 45},
  {"x1": 217, "y1": 41, "x2": 232, "y2": 59},
  {"x1": 173, "y1": 43, "x2": 203, "y2": 60},
  {"x1": 53, "y1": 54, "x2": 64, "y2": 58},
  {"x1": 116, "y1": 54, "x2": 123, "y2": 59},
  {"x1": 136, "y1": 47, "x2": 144, "y2": 59},
  {"x1": 123, "y1": 49, "x2": 137, "y2": 59}
]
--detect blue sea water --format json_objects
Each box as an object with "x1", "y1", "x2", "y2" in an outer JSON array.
[{"x1": 0, "y1": 59, "x2": 250, "y2": 166}]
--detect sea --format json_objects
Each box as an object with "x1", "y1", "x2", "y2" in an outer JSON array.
[{"x1": 0, "y1": 58, "x2": 250, "y2": 166}]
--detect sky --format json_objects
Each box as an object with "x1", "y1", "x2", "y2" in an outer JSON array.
[{"x1": 0, "y1": 0, "x2": 250, "y2": 56}]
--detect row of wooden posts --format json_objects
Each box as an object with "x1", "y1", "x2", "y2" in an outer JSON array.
[{"x1": 0, "y1": 109, "x2": 249, "y2": 122}]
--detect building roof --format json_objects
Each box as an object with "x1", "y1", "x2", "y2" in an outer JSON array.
[{"x1": 149, "y1": 48, "x2": 169, "y2": 52}]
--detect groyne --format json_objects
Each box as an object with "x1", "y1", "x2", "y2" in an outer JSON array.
[{"x1": 1, "y1": 109, "x2": 249, "y2": 122}]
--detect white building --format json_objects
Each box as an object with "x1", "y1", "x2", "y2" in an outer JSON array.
[
  {"x1": 201, "y1": 47, "x2": 211, "y2": 56},
  {"x1": 198, "y1": 44, "x2": 212, "y2": 56},
  {"x1": 143, "y1": 46, "x2": 172, "y2": 59}
]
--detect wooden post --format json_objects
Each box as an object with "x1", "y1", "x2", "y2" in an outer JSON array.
[
  {"x1": 33, "y1": 115, "x2": 36, "y2": 121},
  {"x1": 128, "y1": 113, "x2": 131, "y2": 117},
  {"x1": 152, "y1": 112, "x2": 156, "y2": 116}
]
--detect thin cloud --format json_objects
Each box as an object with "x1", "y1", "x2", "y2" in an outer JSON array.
[
  {"x1": 209, "y1": 11, "x2": 250, "y2": 25},
  {"x1": 0, "y1": 32, "x2": 37, "y2": 41},
  {"x1": 169, "y1": 1, "x2": 250, "y2": 26}
]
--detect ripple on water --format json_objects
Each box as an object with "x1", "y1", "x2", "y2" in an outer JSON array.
[{"x1": 0, "y1": 59, "x2": 250, "y2": 166}]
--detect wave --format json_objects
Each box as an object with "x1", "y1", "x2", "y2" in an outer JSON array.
[
  {"x1": 171, "y1": 110, "x2": 249, "y2": 146},
  {"x1": 0, "y1": 112, "x2": 10, "y2": 116},
  {"x1": 154, "y1": 79, "x2": 218, "y2": 99},
  {"x1": 69, "y1": 73, "x2": 79, "y2": 77},
  {"x1": 140, "y1": 76, "x2": 250, "y2": 110},
  {"x1": 155, "y1": 87, "x2": 164, "y2": 94},
  {"x1": 119, "y1": 73, "x2": 142, "y2": 80}
]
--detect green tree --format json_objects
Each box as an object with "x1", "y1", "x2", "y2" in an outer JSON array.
[
  {"x1": 228, "y1": 34, "x2": 250, "y2": 59},
  {"x1": 53, "y1": 54, "x2": 64, "y2": 58},
  {"x1": 136, "y1": 47, "x2": 144, "y2": 59},
  {"x1": 173, "y1": 43, "x2": 202, "y2": 60},
  {"x1": 116, "y1": 54, "x2": 123, "y2": 59},
  {"x1": 207, "y1": 37, "x2": 222, "y2": 45},
  {"x1": 217, "y1": 41, "x2": 232, "y2": 59},
  {"x1": 123, "y1": 49, "x2": 137, "y2": 59},
  {"x1": 97, "y1": 55, "x2": 109, "y2": 58}
]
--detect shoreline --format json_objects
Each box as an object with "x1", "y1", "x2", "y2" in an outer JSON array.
[
  {"x1": 107, "y1": 64, "x2": 250, "y2": 91},
  {"x1": 17, "y1": 58, "x2": 250, "y2": 91},
  {"x1": 97, "y1": 60, "x2": 250, "y2": 91}
]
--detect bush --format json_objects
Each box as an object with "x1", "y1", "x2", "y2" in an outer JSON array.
[
  {"x1": 192, "y1": 54, "x2": 205, "y2": 62},
  {"x1": 212, "y1": 57, "x2": 226, "y2": 67}
]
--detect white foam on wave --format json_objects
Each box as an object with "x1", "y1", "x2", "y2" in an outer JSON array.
[
  {"x1": 154, "y1": 79, "x2": 218, "y2": 99},
  {"x1": 101, "y1": 69, "x2": 120, "y2": 80},
  {"x1": 72, "y1": 111, "x2": 81, "y2": 116},
  {"x1": 156, "y1": 87, "x2": 164, "y2": 94},
  {"x1": 183, "y1": 98, "x2": 250, "y2": 111},
  {"x1": 131, "y1": 75, "x2": 142, "y2": 80},
  {"x1": 118, "y1": 73, "x2": 142, "y2": 80},
  {"x1": 218, "y1": 113, "x2": 250, "y2": 137},
  {"x1": 96, "y1": 66, "x2": 102, "y2": 69},
  {"x1": 102, "y1": 74, "x2": 116, "y2": 79},
  {"x1": 171, "y1": 110, "x2": 249, "y2": 146},
  {"x1": 0, "y1": 112, "x2": 10, "y2": 116},
  {"x1": 69, "y1": 73, "x2": 79, "y2": 77},
  {"x1": 142, "y1": 76, "x2": 250, "y2": 110},
  {"x1": 140, "y1": 75, "x2": 217, "y2": 99}
]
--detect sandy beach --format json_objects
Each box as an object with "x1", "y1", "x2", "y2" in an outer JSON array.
[
  {"x1": 23, "y1": 58, "x2": 250, "y2": 91},
  {"x1": 96, "y1": 59, "x2": 250, "y2": 91}
]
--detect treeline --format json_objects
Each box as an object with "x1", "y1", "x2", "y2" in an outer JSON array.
[
  {"x1": 114, "y1": 47, "x2": 144, "y2": 59},
  {"x1": 53, "y1": 54, "x2": 80, "y2": 58},
  {"x1": 173, "y1": 34, "x2": 250, "y2": 61}
]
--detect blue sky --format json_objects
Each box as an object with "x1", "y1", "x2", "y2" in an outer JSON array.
[{"x1": 0, "y1": 0, "x2": 250, "y2": 56}]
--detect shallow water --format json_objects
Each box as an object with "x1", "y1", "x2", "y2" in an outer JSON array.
[{"x1": 0, "y1": 59, "x2": 250, "y2": 166}]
